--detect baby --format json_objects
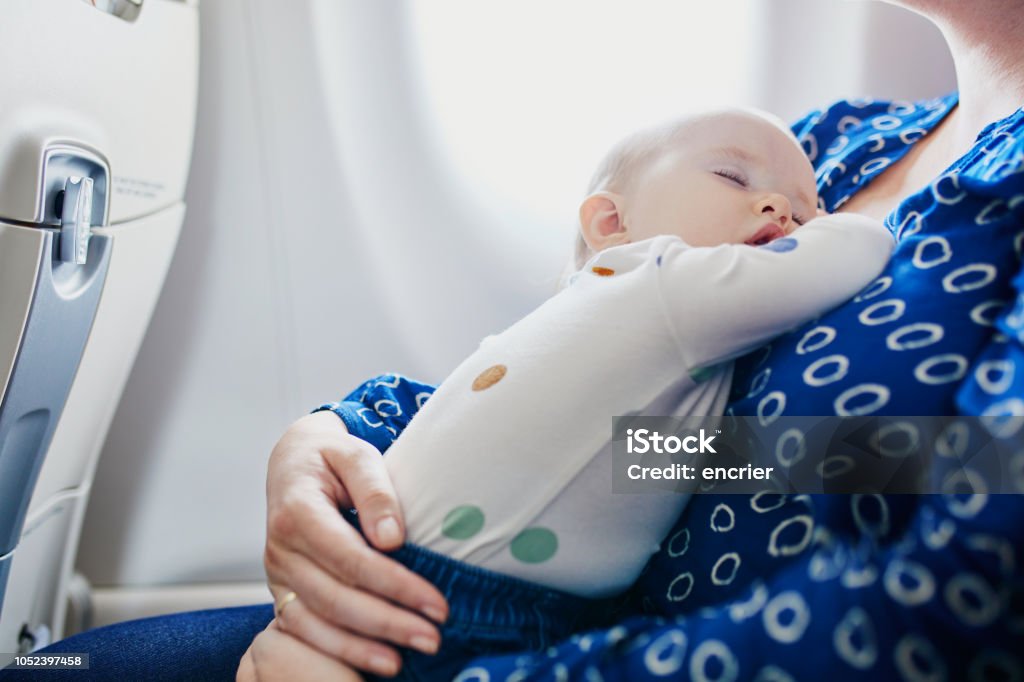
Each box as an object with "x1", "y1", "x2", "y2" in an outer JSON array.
[{"x1": 328, "y1": 108, "x2": 894, "y2": 680}]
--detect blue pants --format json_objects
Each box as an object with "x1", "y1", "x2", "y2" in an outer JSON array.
[
  {"x1": 0, "y1": 603, "x2": 273, "y2": 681},
  {"x1": 1, "y1": 514, "x2": 616, "y2": 681}
]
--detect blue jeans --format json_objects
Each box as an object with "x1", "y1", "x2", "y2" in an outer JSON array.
[
  {"x1": 0, "y1": 603, "x2": 273, "y2": 681},
  {"x1": 1, "y1": 520, "x2": 616, "y2": 681}
]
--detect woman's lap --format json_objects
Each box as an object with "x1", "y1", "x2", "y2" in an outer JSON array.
[{"x1": 0, "y1": 603, "x2": 273, "y2": 681}]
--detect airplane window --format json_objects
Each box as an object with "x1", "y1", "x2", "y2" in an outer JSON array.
[{"x1": 406, "y1": 1, "x2": 757, "y2": 234}]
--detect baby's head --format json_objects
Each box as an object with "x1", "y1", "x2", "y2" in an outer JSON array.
[{"x1": 575, "y1": 108, "x2": 819, "y2": 267}]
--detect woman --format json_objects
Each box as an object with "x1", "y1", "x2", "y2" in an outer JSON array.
[
  {"x1": 4, "y1": 1, "x2": 1018, "y2": 680},
  {"x1": 241, "y1": 1, "x2": 1024, "y2": 679}
]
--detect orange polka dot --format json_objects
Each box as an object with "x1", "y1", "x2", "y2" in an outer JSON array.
[
  {"x1": 472, "y1": 365, "x2": 507, "y2": 391},
  {"x1": 592, "y1": 266, "x2": 615, "y2": 277}
]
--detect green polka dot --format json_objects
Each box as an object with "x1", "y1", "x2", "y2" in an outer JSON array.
[
  {"x1": 441, "y1": 505, "x2": 485, "y2": 540},
  {"x1": 510, "y1": 527, "x2": 558, "y2": 563}
]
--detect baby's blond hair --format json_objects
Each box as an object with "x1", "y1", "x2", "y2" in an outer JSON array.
[{"x1": 573, "y1": 108, "x2": 796, "y2": 269}]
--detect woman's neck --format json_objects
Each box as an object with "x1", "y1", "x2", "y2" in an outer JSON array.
[
  {"x1": 931, "y1": 2, "x2": 1024, "y2": 143},
  {"x1": 839, "y1": 2, "x2": 1023, "y2": 221}
]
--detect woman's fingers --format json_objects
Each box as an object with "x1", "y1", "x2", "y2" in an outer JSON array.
[
  {"x1": 267, "y1": 541, "x2": 441, "y2": 653},
  {"x1": 274, "y1": 595, "x2": 408, "y2": 677},
  {"x1": 319, "y1": 435, "x2": 405, "y2": 550},
  {"x1": 262, "y1": 410, "x2": 450, "y2": 662},
  {"x1": 248, "y1": 621, "x2": 366, "y2": 682},
  {"x1": 267, "y1": 488, "x2": 448, "y2": 625}
]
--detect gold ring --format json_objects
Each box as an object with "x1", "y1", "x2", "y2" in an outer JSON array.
[{"x1": 275, "y1": 591, "x2": 298, "y2": 618}]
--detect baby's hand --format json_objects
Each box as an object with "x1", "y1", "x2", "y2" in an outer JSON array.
[{"x1": 816, "y1": 207, "x2": 829, "y2": 217}]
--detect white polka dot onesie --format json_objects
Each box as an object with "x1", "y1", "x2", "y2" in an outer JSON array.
[{"x1": 385, "y1": 214, "x2": 894, "y2": 598}]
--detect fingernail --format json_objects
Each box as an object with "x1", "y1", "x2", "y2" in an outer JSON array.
[
  {"x1": 422, "y1": 605, "x2": 447, "y2": 624},
  {"x1": 410, "y1": 635, "x2": 439, "y2": 654},
  {"x1": 376, "y1": 517, "x2": 401, "y2": 546},
  {"x1": 369, "y1": 655, "x2": 398, "y2": 676}
]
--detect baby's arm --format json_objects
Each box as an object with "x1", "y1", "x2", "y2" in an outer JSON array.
[{"x1": 657, "y1": 213, "x2": 894, "y2": 369}]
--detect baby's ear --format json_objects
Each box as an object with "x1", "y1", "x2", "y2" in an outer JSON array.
[{"x1": 579, "y1": 192, "x2": 629, "y2": 252}]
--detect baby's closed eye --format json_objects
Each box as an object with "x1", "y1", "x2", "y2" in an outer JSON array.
[{"x1": 712, "y1": 169, "x2": 749, "y2": 187}]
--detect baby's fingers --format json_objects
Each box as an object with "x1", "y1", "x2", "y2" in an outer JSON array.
[
  {"x1": 275, "y1": 596, "x2": 420, "y2": 678},
  {"x1": 249, "y1": 620, "x2": 366, "y2": 682}
]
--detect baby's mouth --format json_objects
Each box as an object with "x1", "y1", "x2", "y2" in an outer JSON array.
[{"x1": 745, "y1": 223, "x2": 785, "y2": 246}]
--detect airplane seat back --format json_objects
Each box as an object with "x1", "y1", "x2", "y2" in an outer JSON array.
[{"x1": 0, "y1": 0, "x2": 198, "y2": 656}]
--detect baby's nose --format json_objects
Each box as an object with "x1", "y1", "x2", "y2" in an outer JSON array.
[
  {"x1": 757, "y1": 194, "x2": 793, "y2": 225},
  {"x1": 761, "y1": 204, "x2": 789, "y2": 226}
]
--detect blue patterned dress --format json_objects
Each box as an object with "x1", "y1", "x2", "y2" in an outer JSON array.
[{"x1": 324, "y1": 94, "x2": 1024, "y2": 681}]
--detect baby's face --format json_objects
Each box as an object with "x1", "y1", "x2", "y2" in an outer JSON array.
[{"x1": 623, "y1": 113, "x2": 818, "y2": 247}]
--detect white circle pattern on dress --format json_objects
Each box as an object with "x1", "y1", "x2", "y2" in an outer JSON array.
[
  {"x1": 802, "y1": 355, "x2": 850, "y2": 387},
  {"x1": 758, "y1": 391, "x2": 787, "y2": 426},
  {"x1": 866, "y1": 133, "x2": 886, "y2": 152},
  {"x1": 871, "y1": 115, "x2": 903, "y2": 131},
  {"x1": 795, "y1": 326, "x2": 837, "y2": 354},
  {"x1": 852, "y1": 494, "x2": 891, "y2": 538},
  {"x1": 775, "y1": 428, "x2": 806, "y2": 466},
  {"x1": 768, "y1": 515, "x2": 814, "y2": 557},
  {"x1": 913, "y1": 354, "x2": 969, "y2": 385},
  {"x1": 710, "y1": 504, "x2": 736, "y2": 533},
  {"x1": 858, "y1": 299, "x2": 907, "y2": 326},
  {"x1": 974, "y1": 359, "x2": 1015, "y2": 394},
  {"x1": 932, "y1": 173, "x2": 967, "y2": 205},
  {"x1": 818, "y1": 455, "x2": 855, "y2": 479},
  {"x1": 834, "y1": 383, "x2": 891, "y2": 416},
  {"x1": 750, "y1": 491, "x2": 787, "y2": 513},
  {"x1": 944, "y1": 573, "x2": 1001, "y2": 627},
  {"x1": 729, "y1": 582, "x2": 769, "y2": 622},
  {"x1": 833, "y1": 606, "x2": 878, "y2": 670},
  {"x1": 667, "y1": 528, "x2": 691, "y2": 557},
  {"x1": 942, "y1": 263, "x2": 998, "y2": 294},
  {"x1": 642, "y1": 629, "x2": 686, "y2": 676},
  {"x1": 972, "y1": 299, "x2": 1008, "y2": 327},
  {"x1": 912, "y1": 236, "x2": 953, "y2": 269},
  {"x1": 762, "y1": 591, "x2": 811, "y2": 644},
  {"x1": 711, "y1": 552, "x2": 741, "y2": 586},
  {"x1": 666, "y1": 572, "x2": 694, "y2": 602},
  {"x1": 894, "y1": 633, "x2": 947, "y2": 682},
  {"x1": 896, "y1": 212, "x2": 924, "y2": 238},
  {"x1": 373, "y1": 399, "x2": 401, "y2": 416},
  {"x1": 883, "y1": 558, "x2": 936, "y2": 606},
  {"x1": 841, "y1": 565, "x2": 879, "y2": 589},
  {"x1": 871, "y1": 421, "x2": 920, "y2": 458},
  {"x1": 690, "y1": 640, "x2": 739, "y2": 682},
  {"x1": 887, "y1": 323, "x2": 944, "y2": 351}
]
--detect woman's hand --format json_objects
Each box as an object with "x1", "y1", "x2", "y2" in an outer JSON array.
[
  {"x1": 263, "y1": 411, "x2": 448, "y2": 676},
  {"x1": 238, "y1": 619, "x2": 364, "y2": 682}
]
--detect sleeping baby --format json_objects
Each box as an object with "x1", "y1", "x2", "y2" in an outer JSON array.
[{"x1": 321, "y1": 108, "x2": 895, "y2": 680}]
